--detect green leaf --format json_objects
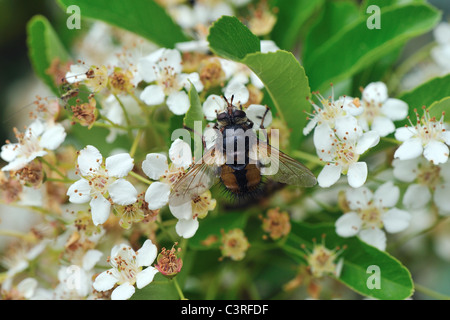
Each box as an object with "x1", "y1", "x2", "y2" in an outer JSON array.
[
  {"x1": 283, "y1": 222, "x2": 414, "y2": 300},
  {"x1": 242, "y1": 51, "x2": 312, "y2": 148},
  {"x1": 189, "y1": 212, "x2": 248, "y2": 251},
  {"x1": 208, "y1": 16, "x2": 260, "y2": 61},
  {"x1": 303, "y1": 0, "x2": 360, "y2": 64},
  {"x1": 184, "y1": 84, "x2": 206, "y2": 161},
  {"x1": 270, "y1": 0, "x2": 324, "y2": 50},
  {"x1": 397, "y1": 74, "x2": 450, "y2": 119},
  {"x1": 57, "y1": 0, "x2": 188, "y2": 48},
  {"x1": 428, "y1": 97, "x2": 450, "y2": 120},
  {"x1": 208, "y1": 16, "x2": 312, "y2": 148},
  {"x1": 305, "y1": 3, "x2": 441, "y2": 91},
  {"x1": 27, "y1": 15, "x2": 71, "y2": 95}
]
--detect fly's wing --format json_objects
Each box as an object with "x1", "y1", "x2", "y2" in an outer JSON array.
[
  {"x1": 169, "y1": 148, "x2": 221, "y2": 206},
  {"x1": 251, "y1": 140, "x2": 317, "y2": 187}
]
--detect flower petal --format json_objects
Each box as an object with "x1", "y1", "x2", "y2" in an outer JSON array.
[
  {"x1": 224, "y1": 81, "x2": 249, "y2": 106},
  {"x1": 93, "y1": 270, "x2": 117, "y2": 292},
  {"x1": 335, "y1": 115, "x2": 361, "y2": 141},
  {"x1": 82, "y1": 249, "x2": 103, "y2": 271},
  {"x1": 434, "y1": 182, "x2": 450, "y2": 214},
  {"x1": 355, "y1": 131, "x2": 380, "y2": 155},
  {"x1": 394, "y1": 127, "x2": 416, "y2": 141},
  {"x1": 67, "y1": 179, "x2": 92, "y2": 204},
  {"x1": 381, "y1": 98, "x2": 408, "y2": 121},
  {"x1": 423, "y1": 140, "x2": 449, "y2": 165},
  {"x1": 167, "y1": 91, "x2": 190, "y2": 115},
  {"x1": 371, "y1": 116, "x2": 395, "y2": 137},
  {"x1": 39, "y1": 124, "x2": 66, "y2": 150},
  {"x1": 90, "y1": 196, "x2": 111, "y2": 225},
  {"x1": 179, "y1": 72, "x2": 204, "y2": 92},
  {"x1": 159, "y1": 49, "x2": 182, "y2": 74},
  {"x1": 203, "y1": 95, "x2": 226, "y2": 121},
  {"x1": 335, "y1": 212, "x2": 362, "y2": 237},
  {"x1": 394, "y1": 138, "x2": 423, "y2": 160},
  {"x1": 105, "y1": 153, "x2": 134, "y2": 178},
  {"x1": 169, "y1": 201, "x2": 193, "y2": 220},
  {"x1": 313, "y1": 123, "x2": 334, "y2": 151},
  {"x1": 402, "y1": 184, "x2": 431, "y2": 209},
  {"x1": 142, "y1": 153, "x2": 169, "y2": 180},
  {"x1": 392, "y1": 158, "x2": 419, "y2": 182},
  {"x1": 317, "y1": 163, "x2": 342, "y2": 188},
  {"x1": 175, "y1": 218, "x2": 199, "y2": 238},
  {"x1": 111, "y1": 283, "x2": 135, "y2": 300},
  {"x1": 136, "y1": 239, "x2": 158, "y2": 267},
  {"x1": 108, "y1": 179, "x2": 138, "y2": 205},
  {"x1": 1, "y1": 143, "x2": 18, "y2": 162},
  {"x1": 78, "y1": 145, "x2": 102, "y2": 176},
  {"x1": 359, "y1": 228, "x2": 387, "y2": 251},
  {"x1": 382, "y1": 208, "x2": 411, "y2": 233},
  {"x1": 362, "y1": 82, "x2": 388, "y2": 104},
  {"x1": 136, "y1": 267, "x2": 159, "y2": 289},
  {"x1": 346, "y1": 186, "x2": 373, "y2": 211},
  {"x1": 145, "y1": 182, "x2": 170, "y2": 210},
  {"x1": 169, "y1": 138, "x2": 192, "y2": 169},
  {"x1": 347, "y1": 162, "x2": 368, "y2": 188},
  {"x1": 140, "y1": 85, "x2": 165, "y2": 106},
  {"x1": 373, "y1": 181, "x2": 399, "y2": 208},
  {"x1": 246, "y1": 104, "x2": 272, "y2": 129}
]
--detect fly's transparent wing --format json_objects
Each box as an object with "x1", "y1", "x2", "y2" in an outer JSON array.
[
  {"x1": 252, "y1": 140, "x2": 317, "y2": 187},
  {"x1": 169, "y1": 149, "x2": 221, "y2": 206}
]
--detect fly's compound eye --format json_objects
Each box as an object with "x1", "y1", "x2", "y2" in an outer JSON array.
[
  {"x1": 217, "y1": 112, "x2": 228, "y2": 121},
  {"x1": 233, "y1": 109, "x2": 246, "y2": 118}
]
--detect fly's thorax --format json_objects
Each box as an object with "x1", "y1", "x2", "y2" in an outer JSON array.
[{"x1": 222, "y1": 125, "x2": 257, "y2": 167}]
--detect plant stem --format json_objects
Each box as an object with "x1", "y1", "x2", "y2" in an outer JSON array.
[
  {"x1": 129, "y1": 171, "x2": 153, "y2": 185},
  {"x1": 130, "y1": 129, "x2": 143, "y2": 158},
  {"x1": 292, "y1": 150, "x2": 322, "y2": 165},
  {"x1": 40, "y1": 157, "x2": 66, "y2": 179},
  {"x1": 388, "y1": 216, "x2": 449, "y2": 251},
  {"x1": 0, "y1": 229, "x2": 32, "y2": 240},
  {"x1": 45, "y1": 177, "x2": 76, "y2": 184},
  {"x1": 113, "y1": 93, "x2": 134, "y2": 141},
  {"x1": 173, "y1": 277, "x2": 186, "y2": 300},
  {"x1": 414, "y1": 283, "x2": 450, "y2": 300}
]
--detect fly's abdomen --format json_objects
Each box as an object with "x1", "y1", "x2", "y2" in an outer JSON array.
[{"x1": 220, "y1": 164, "x2": 261, "y2": 195}]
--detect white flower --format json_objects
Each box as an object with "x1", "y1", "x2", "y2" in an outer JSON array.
[
  {"x1": 1, "y1": 120, "x2": 66, "y2": 172},
  {"x1": 1, "y1": 240, "x2": 48, "y2": 290},
  {"x1": 142, "y1": 139, "x2": 193, "y2": 210},
  {"x1": 335, "y1": 182, "x2": 411, "y2": 250},
  {"x1": 394, "y1": 108, "x2": 450, "y2": 164},
  {"x1": 356, "y1": 82, "x2": 409, "y2": 137},
  {"x1": 66, "y1": 145, "x2": 137, "y2": 226},
  {"x1": 431, "y1": 22, "x2": 450, "y2": 73},
  {"x1": 303, "y1": 89, "x2": 362, "y2": 136},
  {"x1": 93, "y1": 240, "x2": 158, "y2": 300},
  {"x1": 315, "y1": 123, "x2": 380, "y2": 188},
  {"x1": 169, "y1": 189, "x2": 216, "y2": 238},
  {"x1": 393, "y1": 157, "x2": 450, "y2": 215},
  {"x1": 138, "y1": 48, "x2": 203, "y2": 115},
  {"x1": 53, "y1": 250, "x2": 102, "y2": 300},
  {"x1": 168, "y1": 1, "x2": 233, "y2": 30},
  {"x1": 223, "y1": 79, "x2": 249, "y2": 106}
]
